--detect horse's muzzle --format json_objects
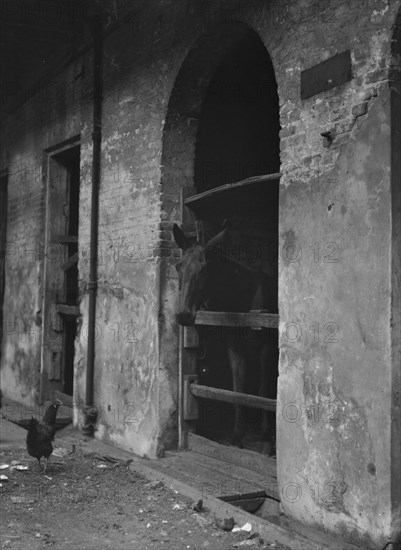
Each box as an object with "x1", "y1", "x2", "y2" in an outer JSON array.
[{"x1": 176, "y1": 312, "x2": 196, "y2": 326}]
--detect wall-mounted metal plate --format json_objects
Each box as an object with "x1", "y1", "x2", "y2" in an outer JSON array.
[{"x1": 301, "y1": 50, "x2": 352, "y2": 99}]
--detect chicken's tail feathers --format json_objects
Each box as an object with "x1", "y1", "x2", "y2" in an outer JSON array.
[
  {"x1": 28, "y1": 417, "x2": 39, "y2": 432},
  {"x1": 26, "y1": 417, "x2": 40, "y2": 450}
]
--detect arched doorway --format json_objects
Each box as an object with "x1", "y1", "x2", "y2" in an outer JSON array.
[
  {"x1": 161, "y1": 22, "x2": 280, "y2": 214},
  {"x1": 160, "y1": 23, "x2": 280, "y2": 470},
  {"x1": 195, "y1": 32, "x2": 280, "y2": 193},
  {"x1": 191, "y1": 31, "x2": 280, "y2": 455}
]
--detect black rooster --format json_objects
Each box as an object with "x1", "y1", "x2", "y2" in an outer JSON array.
[{"x1": 26, "y1": 399, "x2": 63, "y2": 473}]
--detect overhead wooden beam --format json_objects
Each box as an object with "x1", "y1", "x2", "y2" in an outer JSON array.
[{"x1": 185, "y1": 172, "x2": 281, "y2": 209}]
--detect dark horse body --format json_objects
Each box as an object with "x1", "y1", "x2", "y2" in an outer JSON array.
[{"x1": 173, "y1": 223, "x2": 278, "y2": 455}]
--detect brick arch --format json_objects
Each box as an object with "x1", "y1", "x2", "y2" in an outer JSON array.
[{"x1": 160, "y1": 21, "x2": 280, "y2": 226}]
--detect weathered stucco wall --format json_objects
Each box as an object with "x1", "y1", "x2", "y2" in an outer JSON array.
[
  {"x1": 70, "y1": 9, "x2": 187, "y2": 456},
  {"x1": 278, "y1": 89, "x2": 393, "y2": 547},
  {"x1": 1, "y1": 58, "x2": 83, "y2": 405},
  {"x1": 1, "y1": 0, "x2": 400, "y2": 546}
]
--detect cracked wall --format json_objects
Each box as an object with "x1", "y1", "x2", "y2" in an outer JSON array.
[{"x1": 278, "y1": 42, "x2": 397, "y2": 550}]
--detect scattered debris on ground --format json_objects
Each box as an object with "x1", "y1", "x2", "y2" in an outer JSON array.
[{"x1": 0, "y1": 447, "x2": 292, "y2": 550}]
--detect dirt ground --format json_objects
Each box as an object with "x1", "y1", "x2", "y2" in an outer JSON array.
[{"x1": 0, "y1": 446, "x2": 292, "y2": 550}]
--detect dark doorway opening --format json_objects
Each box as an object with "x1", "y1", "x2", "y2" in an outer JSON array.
[
  {"x1": 41, "y1": 142, "x2": 80, "y2": 402},
  {"x1": 193, "y1": 32, "x2": 280, "y2": 454},
  {"x1": 0, "y1": 172, "x2": 8, "y2": 372},
  {"x1": 195, "y1": 33, "x2": 280, "y2": 193},
  {"x1": 58, "y1": 146, "x2": 80, "y2": 396}
]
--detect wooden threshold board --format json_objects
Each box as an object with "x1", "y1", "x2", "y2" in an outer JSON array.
[
  {"x1": 161, "y1": 447, "x2": 279, "y2": 503},
  {"x1": 183, "y1": 433, "x2": 278, "y2": 501},
  {"x1": 187, "y1": 433, "x2": 276, "y2": 478}
]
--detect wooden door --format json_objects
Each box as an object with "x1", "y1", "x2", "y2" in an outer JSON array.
[
  {"x1": 0, "y1": 172, "x2": 8, "y2": 368},
  {"x1": 40, "y1": 144, "x2": 80, "y2": 402}
]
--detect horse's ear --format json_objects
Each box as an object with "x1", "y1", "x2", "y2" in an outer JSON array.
[
  {"x1": 205, "y1": 227, "x2": 228, "y2": 253},
  {"x1": 173, "y1": 224, "x2": 191, "y2": 250}
]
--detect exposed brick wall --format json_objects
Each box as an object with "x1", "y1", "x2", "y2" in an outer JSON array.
[{"x1": 1, "y1": 55, "x2": 84, "y2": 404}]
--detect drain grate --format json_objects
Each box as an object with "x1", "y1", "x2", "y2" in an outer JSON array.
[{"x1": 219, "y1": 490, "x2": 268, "y2": 513}]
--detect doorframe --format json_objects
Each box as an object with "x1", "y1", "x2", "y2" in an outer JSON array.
[
  {"x1": 0, "y1": 168, "x2": 8, "y2": 372},
  {"x1": 159, "y1": 22, "x2": 281, "y2": 458},
  {"x1": 40, "y1": 136, "x2": 81, "y2": 403}
]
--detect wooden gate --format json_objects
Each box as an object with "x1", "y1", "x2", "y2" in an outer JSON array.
[{"x1": 178, "y1": 173, "x2": 280, "y2": 477}]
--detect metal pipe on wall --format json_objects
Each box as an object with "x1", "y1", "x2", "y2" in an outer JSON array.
[{"x1": 82, "y1": 15, "x2": 103, "y2": 435}]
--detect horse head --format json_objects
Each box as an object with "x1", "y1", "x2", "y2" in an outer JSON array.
[{"x1": 173, "y1": 223, "x2": 227, "y2": 326}]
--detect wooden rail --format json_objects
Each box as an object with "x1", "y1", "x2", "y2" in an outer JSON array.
[
  {"x1": 195, "y1": 310, "x2": 279, "y2": 329},
  {"x1": 189, "y1": 383, "x2": 276, "y2": 412}
]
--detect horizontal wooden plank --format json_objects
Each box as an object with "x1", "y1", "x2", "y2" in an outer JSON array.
[
  {"x1": 55, "y1": 235, "x2": 78, "y2": 243},
  {"x1": 190, "y1": 383, "x2": 276, "y2": 412},
  {"x1": 55, "y1": 304, "x2": 81, "y2": 316},
  {"x1": 161, "y1": 450, "x2": 270, "y2": 496},
  {"x1": 60, "y1": 251, "x2": 78, "y2": 271},
  {"x1": 195, "y1": 310, "x2": 279, "y2": 328},
  {"x1": 186, "y1": 433, "x2": 277, "y2": 486},
  {"x1": 185, "y1": 173, "x2": 281, "y2": 208}
]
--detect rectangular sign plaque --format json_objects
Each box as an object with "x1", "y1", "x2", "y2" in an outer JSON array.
[{"x1": 301, "y1": 50, "x2": 352, "y2": 99}]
